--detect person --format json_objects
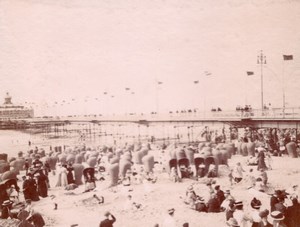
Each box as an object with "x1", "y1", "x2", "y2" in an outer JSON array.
[
  {"x1": 259, "y1": 169, "x2": 268, "y2": 186},
  {"x1": 233, "y1": 162, "x2": 245, "y2": 183},
  {"x1": 207, "y1": 193, "x2": 220, "y2": 213},
  {"x1": 285, "y1": 196, "x2": 300, "y2": 227},
  {"x1": 197, "y1": 163, "x2": 206, "y2": 179},
  {"x1": 67, "y1": 163, "x2": 75, "y2": 184},
  {"x1": 194, "y1": 196, "x2": 207, "y2": 212},
  {"x1": 225, "y1": 200, "x2": 235, "y2": 221},
  {"x1": 27, "y1": 212, "x2": 46, "y2": 227},
  {"x1": 99, "y1": 211, "x2": 116, "y2": 227},
  {"x1": 215, "y1": 185, "x2": 225, "y2": 205},
  {"x1": 270, "y1": 190, "x2": 280, "y2": 212},
  {"x1": 258, "y1": 209, "x2": 272, "y2": 227},
  {"x1": 250, "y1": 198, "x2": 262, "y2": 227},
  {"x1": 257, "y1": 147, "x2": 267, "y2": 171},
  {"x1": 221, "y1": 190, "x2": 235, "y2": 211},
  {"x1": 170, "y1": 167, "x2": 179, "y2": 183},
  {"x1": 27, "y1": 173, "x2": 40, "y2": 201},
  {"x1": 24, "y1": 159, "x2": 30, "y2": 175},
  {"x1": 1, "y1": 200, "x2": 14, "y2": 219},
  {"x1": 184, "y1": 185, "x2": 197, "y2": 208},
  {"x1": 162, "y1": 208, "x2": 176, "y2": 227},
  {"x1": 35, "y1": 171, "x2": 48, "y2": 198},
  {"x1": 270, "y1": 211, "x2": 287, "y2": 227},
  {"x1": 233, "y1": 201, "x2": 250, "y2": 227}
]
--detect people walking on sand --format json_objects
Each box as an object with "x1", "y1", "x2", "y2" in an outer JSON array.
[
  {"x1": 27, "y1": 173, "x2": 40, "y2": 201},
  {"x1": 99, "y1": 211, "x2": 116, "y2": 227},
  {"x1": 35, "y1": 171, "x2": 48, "y2": 198}
]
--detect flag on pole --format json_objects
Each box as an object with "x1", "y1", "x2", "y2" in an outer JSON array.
[
  {"x1": 204, "y1": 71, "x2": 211, "y2": 76},
  {"x1": 157, "y1": 81, "x2": 163, "y2": 85},
  {"x1": 194, "y1": 80, "x2": 199, "y2": 84},
  {"x1": 283, "y1": 55, "x2": 293, "y2": 60},
  {"x1": 247, "y1": 71, "x2": 254, "y2": 76}
]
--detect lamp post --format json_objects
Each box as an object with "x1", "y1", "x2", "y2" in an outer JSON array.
[
  {"x1": 257, "y1": 50, "x2": 267, "y2": 111},
  {"x1": 282, "y1": 54, "x2": 294, "y2": 117}
]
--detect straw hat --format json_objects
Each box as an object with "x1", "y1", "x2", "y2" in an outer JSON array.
[
  {"x1": 2, "y1": 200, "x2": 13, "y2": 206},
  {"x1": 270, "y1": 211, "x2": 284, "y2": 221}
]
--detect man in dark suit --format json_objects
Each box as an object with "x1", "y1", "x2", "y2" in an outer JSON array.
[{"x1": 99, "y1": 211, "x2": 116, "y2": 227}]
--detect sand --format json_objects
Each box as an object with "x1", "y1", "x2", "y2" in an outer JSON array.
[{"x1": 5, "y1": 151, "x2": 298, "y2": 227}]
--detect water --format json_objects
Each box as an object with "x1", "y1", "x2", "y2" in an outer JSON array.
[{"x1": 0, "y1": 121, "x2": 228, "y2": 159}]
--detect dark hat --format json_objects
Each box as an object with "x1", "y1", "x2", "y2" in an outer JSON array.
[
  {"x1": 271, "y1": 211, "x2": 284, "y2": 221},
  {"x1": 224, "y1": 189, "x2": 231, "y2": 194},
  {"x1": 2, "y1": 200, "x2": 13, "y2": 206},
  {"x1": 168, "y1": 208, "x2": 175, "y2": 214},
  {"x1": 214, "y1": 185, "x2": 220, "y2": 190},
  {"x1": 104, "y1": 211, "x2": 110, "y2": 217},
  {"x1": 250, "y1": 198, "x2": 262, "y2": 209},
  {"x1": 234, "y1": 201, "x2": 243, "y2": 208},
  {"x1": 259, "y1": 209, "x2": 269, "y2": 218}
]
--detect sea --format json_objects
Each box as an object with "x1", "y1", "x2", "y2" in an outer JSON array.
[{"x1": 0, "y1": 121, "x2": 228, "y2": 159}]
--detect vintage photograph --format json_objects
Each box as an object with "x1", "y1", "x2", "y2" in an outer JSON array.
[{"x1": 0, "y1": 0, "x2": 300, "y2": 226}]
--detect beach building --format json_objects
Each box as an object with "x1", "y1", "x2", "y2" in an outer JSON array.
[{"x1": 0, "y1": 93, "x2": 34, "y2": 120}]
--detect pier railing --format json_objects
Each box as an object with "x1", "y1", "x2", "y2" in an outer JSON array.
[{"x1": 18, "y1": 107, "x2": 300, "y2": 123}]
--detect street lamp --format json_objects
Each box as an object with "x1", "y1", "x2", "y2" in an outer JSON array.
[
  {"x1": 257, "y1": 50, "x2": 267, "y2": 111},
  {"x1": 282, "y1": 54, "x2": 294, "y2": 116}
]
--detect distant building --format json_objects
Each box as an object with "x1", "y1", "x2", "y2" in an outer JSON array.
[{"x1": 0, "y1": 92, "x2": 34, "y2": 120}]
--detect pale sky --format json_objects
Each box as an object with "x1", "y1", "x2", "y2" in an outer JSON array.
[{"x1": 1, "y1": 0, "x2": 300, "y2": 116}]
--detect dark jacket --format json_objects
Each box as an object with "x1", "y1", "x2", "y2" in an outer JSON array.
[{"x1": 99, "y1": 215, "x2": 116, "y2": 227}]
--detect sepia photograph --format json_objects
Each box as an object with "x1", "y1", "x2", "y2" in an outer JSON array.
[{"x1": 0, "y1": 0, "x2": 300, "y2": 226}]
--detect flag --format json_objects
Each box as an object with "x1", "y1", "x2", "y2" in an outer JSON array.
[
  {"x1": 247, "y1": 71, "x2": 254, "y2": 76},
  {"x1": 157, "y1": 81, "x2": 163, "y2": 85},
  {"x1": 125, "y1": 87, "x2": 130, "y2": 91},
  {"x1": 194, "y1": 80, "x2": 199, "y2": 84},
  {"x1": 204, "y1": 71, "x2": 211, "y2": 76},
  {"x1": 283, "y1": 55, "x2": 293, "y2": 60}
]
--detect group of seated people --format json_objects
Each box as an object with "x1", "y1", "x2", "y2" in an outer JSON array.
[
  {"x1": 183, "y1": 180, "x2": 300, "y2": 227},
  {"x1": 0, "y1": 198, "x2": 45, "y2": 226}
]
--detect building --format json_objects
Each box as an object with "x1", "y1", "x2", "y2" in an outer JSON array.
[{"x1": 0, "y1": 93, "x2": 34, "y2": 120}]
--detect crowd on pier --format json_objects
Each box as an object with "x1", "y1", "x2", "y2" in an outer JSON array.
[{"x1": 0, "y1": 126, "x2": 299, "y2": 226}]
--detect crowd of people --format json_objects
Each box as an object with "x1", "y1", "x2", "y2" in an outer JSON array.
[{"x1": 0, "y1": 125, "x2": 299, "y2": 226}]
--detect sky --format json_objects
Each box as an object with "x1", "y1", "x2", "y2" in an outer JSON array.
[{"x1": 1, "y1": 0, "x2": 300, "y2": 116}]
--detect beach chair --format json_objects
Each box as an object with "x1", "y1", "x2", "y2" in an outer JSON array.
[{"x1": 83, "y1": 167, "x2": 96, "y2": 192}]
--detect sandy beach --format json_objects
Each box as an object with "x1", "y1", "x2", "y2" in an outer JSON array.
[{"x1": 1, "y1": 142, "x2": 299, "y2": 227}]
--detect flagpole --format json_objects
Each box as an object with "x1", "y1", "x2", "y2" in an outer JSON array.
[{"x1": 257, "y1": 50, "x2": 266, "y2": 112}]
